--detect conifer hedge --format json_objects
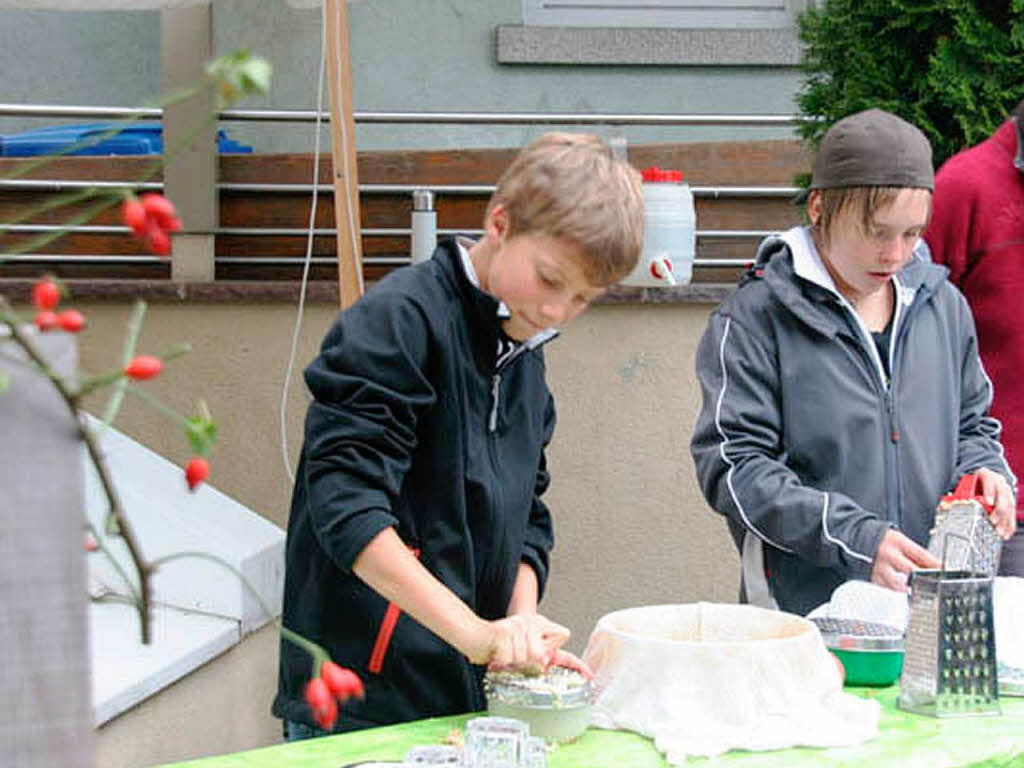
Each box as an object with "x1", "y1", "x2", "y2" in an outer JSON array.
[{"x1": 797, "y1": 0, "x2": 1024, "y2": 168}]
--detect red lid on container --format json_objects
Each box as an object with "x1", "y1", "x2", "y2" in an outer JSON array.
[{"x1": 641, "y1": 166, "x2": 684, "y2": 183}]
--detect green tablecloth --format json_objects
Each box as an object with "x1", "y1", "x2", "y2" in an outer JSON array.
[{"x1": 156, "y1": 688, "x2": 1024, "y2": 767}]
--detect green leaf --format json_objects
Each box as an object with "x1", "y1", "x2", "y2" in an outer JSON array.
[
  {"x1": 185, "y1": 414, "x2": 218, "y2": 457},
  {"x1": 206, "y1": 49, "x2": 272, "y2": 107},
  {"x1": 237, "y1": 57, "x2": 272, "y2": 97},
  {"x1": 0, "y1": 371, "x2": 8, "y2": 395},
  {"x1": 796, "y1": 0, "x2": 1024, "y2": 169}
]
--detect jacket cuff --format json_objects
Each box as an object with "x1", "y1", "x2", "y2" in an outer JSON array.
[
  {"x1": 848, "y1": 518, "x2": 892, "y2": 581},
  {"x1": 321, "y1": 508, "x2": 398, "y2": 573}
]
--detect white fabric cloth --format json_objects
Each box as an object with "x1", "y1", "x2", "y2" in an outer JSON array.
[
  {"x1": 807, "y1": 580, "x2": 910, "y2": 631},
  {"x1": 582, "y1": 603, "x2": 879, "y2": 763},
  {"x1": 994, "y1": 577, "x2": 1024, "y2": 669}
]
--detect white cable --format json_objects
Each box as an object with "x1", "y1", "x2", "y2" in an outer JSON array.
[{"x1": 279, "y1": 1, "x2": 329, "y2": 484}]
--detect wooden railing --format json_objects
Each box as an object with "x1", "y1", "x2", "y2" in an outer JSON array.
[{"x1": 0, "y1": 139, "x2": 810, "y2": 285}]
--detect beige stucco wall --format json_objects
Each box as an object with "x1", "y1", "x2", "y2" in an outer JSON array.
[
  {"x1": 95, "y1": 624, "x2": 280, "y2": 768},
  {"x1": 68, "y1": 297, "x2": 737, "y2": 766}
]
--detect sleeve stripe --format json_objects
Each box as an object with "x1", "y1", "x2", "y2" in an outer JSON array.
[
  {"x1": 820, "y1": 492, "x2": 872, "y2": 563},
  {"x1": 713, "y1": 317, "x2": 795, "y2": 555}
]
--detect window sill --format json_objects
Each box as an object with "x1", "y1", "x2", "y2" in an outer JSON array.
[{"x1": 496, "y1": 25, "x2": 802, "y2": 67}]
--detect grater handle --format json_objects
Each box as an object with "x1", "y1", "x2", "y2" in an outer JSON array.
[{"x1": 952, "y1": 473, "x2": 983, "y2": 500}]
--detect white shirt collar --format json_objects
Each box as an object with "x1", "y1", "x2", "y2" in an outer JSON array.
[
  {"x1": 455, "y1": 238, "x2": 479, "y2": 288},
  {"x1": 781, "y1": 226, "x2": 838, "y2": 294},
  {"x1": 456, "y1": 238, "x2": 510, "y2": 318}
]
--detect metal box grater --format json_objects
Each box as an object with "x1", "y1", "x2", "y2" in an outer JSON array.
[
  {"x1": 897, "y1": 567, "x2": 1000, "y2": 717},
  {"x1": 927, "y1": 473, "x2": 1001, "y2": 576}
]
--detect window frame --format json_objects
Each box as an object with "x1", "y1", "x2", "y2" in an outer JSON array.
[
  {"x1": 499, "y1": 0, "x2": 814, "y2": 66},
  {"x1": 522, "y1": 0, "x2": 810, "y2": 30}
]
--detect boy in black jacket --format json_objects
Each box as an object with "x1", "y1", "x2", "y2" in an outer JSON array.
[{"x1": 273, "y1": 133, "x2": 644, "y2": 737}]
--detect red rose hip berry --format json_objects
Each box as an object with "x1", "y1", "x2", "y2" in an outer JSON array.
[
  {"x1": 124, "y1": 355, "x2": 164, "y2": 380},
  {"x1": 320, "y1": 660, "x2": 364, "y2": 702},
  {"x1": 34, "y1": 310, "x2": 58, "y2": 332},
  {"x1": 32, "y1": 278, "x2": 60, "y2": 311},
  {"x1": 122, "y1": 198, "x2": 148, "y2": 236},
  {"x1": 184, "y1": 457, "x2": 210, "y2": 491},
  {"x1": 304, "y1": 677, "x2": 337, "y2": 730},
  {"x1": 56, "y1": 309, "x2": 86, "y2": 333}
]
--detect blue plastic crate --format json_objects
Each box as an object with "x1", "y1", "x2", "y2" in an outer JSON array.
[{"x1": 0, "y1": 122, "x2": 252, "y2": 157}]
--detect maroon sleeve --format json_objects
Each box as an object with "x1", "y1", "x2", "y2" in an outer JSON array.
[{"x1": 925, "y1": 151, "x2": 983, "y2": 287}]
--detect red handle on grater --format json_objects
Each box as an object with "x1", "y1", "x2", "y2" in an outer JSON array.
[{"x1": 943, "y1": 472, "x2": 994, "y2": 511}]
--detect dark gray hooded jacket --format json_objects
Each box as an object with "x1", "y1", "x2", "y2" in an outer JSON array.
[{"x1": 691, "y1": 226, "x2": 1014, "y2": 615}]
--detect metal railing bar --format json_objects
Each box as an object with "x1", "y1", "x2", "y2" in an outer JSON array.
[
  {"x1": 222, "y1": 183, "x2": 499, "y2": 195},
  {"x1": 695, "y1": 259, "x2": 750, "y2": 267},
  {"x1": 216, "y1": 256, "x2": 408, "y2": 266},
  {"x1": 695, "y1": 186, "x2": 800, "y2": 198},
  {"x1": 0, "y1": 253, "x2": 397, "y2": 265},
  {"x1": 0, "y1": 253, "x2": 165, "y2": 263},
  {"x1": 699, "y1": 230, "x2": 777, "y2": 238},
  {"x1": 226, "y1": 183, "x2": 801, "y2": 197},
  {"x1": 2, "y1": 224, "x2": 129, "y2": 234},
  {"x1": 0, "y1": 179, "x2": 802, "y2": 198},
  {"x1": 0, "y1": 104, "x2": 805, "y2": 127},
  {"x1": 0, "y1": 252, "x2": 750, "y2": 269},
  {"x1": 226, "y1": 110, "x2": 804, "y2": 127},
  {"x1": 2, "y1": 224, "x2": 775, "y2": 239},
  {"x1": 0, "y1": 179, "x2": 163, "y2": 192},
  {"x1": 0, "y1": 104, "x2": 163, "y2": 119},
  {"x1": 212, "y1": 256, "x2": 752, "y2": 268},
  {"x1": 0, "y1": 226, "x2": 487, "y2": 237}
]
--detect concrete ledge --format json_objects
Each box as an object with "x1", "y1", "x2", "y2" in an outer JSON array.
[
  {"x1": 603, "y1": 282, "x2": 734, "y2": 304},
  {"x1": 83, "y1": 419, "x2": 285, "y2": 724},
  {"x1": 0, "y1": 278, "x2": 734, "y2": 305},
  {"x1": 84, "y1": 417, "x2": 286, "y2": 636},
  {"x1": 90, "y1": 602, "x2": 239, "y2": 726},
  {"x1": 496, "y1": 26, "x2": 802, "y2": 66}
]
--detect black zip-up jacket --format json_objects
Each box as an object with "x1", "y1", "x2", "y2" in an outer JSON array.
[{"x1": 272, "y1": 239, "x2": 557, "y2": 731}]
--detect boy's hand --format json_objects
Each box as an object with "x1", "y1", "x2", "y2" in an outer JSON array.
[
  {"x1": 470, "y1": 613, "x2": 570, "y2": 671},
  {"x1": 973, "y1": 467, "x2": 1017, "y2": 540},
  {"x1": 870, "y1": 529, "x2": 940, "y2": 592},
  {"x1": 546, "y1": 648, "x2": 594, "y2": 680}
]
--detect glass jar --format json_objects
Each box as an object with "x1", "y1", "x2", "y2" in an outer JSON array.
[{"x1": 483, "y1": 667, "x2": 592, "y2": 744}]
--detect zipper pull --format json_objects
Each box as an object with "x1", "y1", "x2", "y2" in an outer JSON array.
[
  {"x1": 885, "y1": 392, "x2": 899, "y2": 443},
  {"x1": 489, "y1": 373, "x2": 501, "y2": 433}
]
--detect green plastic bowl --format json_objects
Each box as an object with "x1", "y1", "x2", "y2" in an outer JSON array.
[
  {"x1": 831, "y1": 647, "x2": 905, "y2": 687},
  {"x1": 811, "y1": 617, "x2": 905, "y2": 687}
]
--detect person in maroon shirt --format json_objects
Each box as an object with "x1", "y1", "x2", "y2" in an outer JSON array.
[{"x1": 925, "y1": 98, "x2": 1024, "y2": 576}]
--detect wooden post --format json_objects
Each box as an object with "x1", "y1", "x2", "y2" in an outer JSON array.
[{"x1": 324, "y1": 0, "x2": 365, "y2": 309}]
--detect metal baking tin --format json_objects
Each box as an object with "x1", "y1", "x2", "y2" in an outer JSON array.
[{"x1": 811, "y1": 617, "x2": 905, "y2": 652}]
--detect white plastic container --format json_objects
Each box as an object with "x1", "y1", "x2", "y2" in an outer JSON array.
[{"x1": 619, "y1": 167, "x2": 696, "y2": 287}]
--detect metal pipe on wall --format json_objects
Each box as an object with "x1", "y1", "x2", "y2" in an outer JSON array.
[{"x1": 0, "y1": 104, "x2": 804, "y2": 127}]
